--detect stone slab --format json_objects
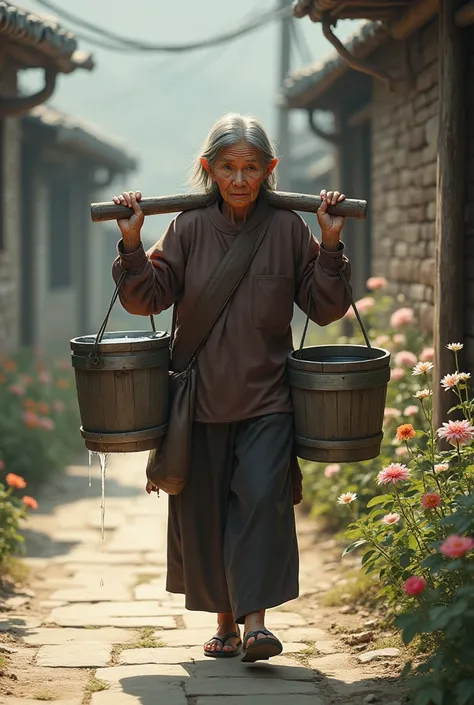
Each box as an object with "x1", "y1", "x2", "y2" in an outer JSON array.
[
  {"x1": 134, "y1": 585, "x2": 181, "y2": 601},
  {"x1": 358, "y1": 647, "x2": 400, "y2": 663},
  {"x1": 192, "y1": 655, "x2": 314, "y2": 681},
  {"x1": 196, "y1": 697, "x2": 324, "y2": 705},
  {"x1": 119, "y1": 646, "x2": 204, "y2": 665},
  {"x1": 0, "y1": 616, "x2": 42, "y2": 633},
  {"x1": 154, "y1": 628, "x2": 220, "y2": 647},
  {"x1": 281, "y1": 627, "x2": 328, "y2": 642},
  {"x1": 326, "y1": 671, "x2": 383, "y2": 697},
  {"x1": 1, "y1": 700, "x2": 82, "y2": 705},
  {"x1": 23, "y1": 627, "x2": 138, "y2": 646},
  {"x1": 96, "y1": 663, "x2": 191, "y2": 682},
  {"x1": 91, "y1": 691, "x2": 187, "y2": 705},
  {"x1": 46, "y1": 615, "x2": 176, "y2": 629},
  {"x1": 309, "y1": 653, "x2": 354, "y2": 674},
  {"x1": 36, "y1": 641, "x2": 112, "y2": 668},
  {"x1": 265, "y1": 611, "x2": 307, "y2": 627},
  {"x1": 185, "y1": 679, "x2": 321, "y2": 697},
  {"x1": 50, "y1": 587, "x2": 132, "y2": 602},
  {"x1": 46, "y1": 603, "x2": 177, "y2": 628}
]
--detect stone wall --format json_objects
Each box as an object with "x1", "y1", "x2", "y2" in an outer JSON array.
[
  {"x1": 0, "y1": 60, "x2": 21, "y2": 351},
  {"x1": 370, "y1": 19, "x2": 438, "y2": 333}
]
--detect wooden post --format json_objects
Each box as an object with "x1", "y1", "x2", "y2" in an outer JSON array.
[{"x1": 434, "y1": 0, "x2": 466, "y2": 432}]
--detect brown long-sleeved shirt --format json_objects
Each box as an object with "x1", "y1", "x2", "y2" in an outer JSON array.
[{"x1": 113, "y1": 197, "x2": 351, "y2": 423}]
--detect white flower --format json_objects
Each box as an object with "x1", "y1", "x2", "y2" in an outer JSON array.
[
  {"x1": 458, "y1": 372, "x2": 471, "y2": 383},
  {"x1": 381, "y1": 512, "x2": 401, "y2": 526},
  {"x1": 337, "y1": 492, "x2": 357, "y2": 505},
  {"x1": 414, "y1": 389, "x2": 432, "y2": 400},
  {"x1": 447, "y1": 343, "x2": 463, "y2": 352},
  {"x1": 412, "y1": 361, "x2": 434, "y2": 376},
  {"x1": 434, "y1": 463, "x2": 450, "y2": 473},
  {"x1": 441, "y1": 373, "x2": 461, "y2": 390}
]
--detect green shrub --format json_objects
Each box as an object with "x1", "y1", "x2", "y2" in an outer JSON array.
[
  {"x1": 0, "y1": 468, "x2": 37, "y2": 569},
  {"x1": 0, "y1": 349, "x2": 82, "y2": 488}
]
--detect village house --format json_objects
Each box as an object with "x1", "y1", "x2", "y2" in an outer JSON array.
[
  {"x1": 280, "y1": 0, "x2": 472, "y2": 426},
  {"x1": 0, "y1": 2, "x2": 135, "y2": 355}
]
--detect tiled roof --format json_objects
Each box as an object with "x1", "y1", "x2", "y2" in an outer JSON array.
[
  {"x1": 27, "y1": 105, "x2": 136, "y2": 172},
  {"x1": 0, "y1": 2, "x2": 93, "y2": 72},
  {"x1": 278, "y1": 20, "x2": 388, "y2": 109}
]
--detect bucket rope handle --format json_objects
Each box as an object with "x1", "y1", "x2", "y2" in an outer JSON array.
[
  {"x1": 298, "y1": 265, "x2": 372, "y2": 354},
  {"x1": 90, "y1": 270, "x2": 158, "y2": 365}
]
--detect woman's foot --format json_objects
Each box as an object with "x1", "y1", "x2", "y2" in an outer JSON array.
[
  {"x1": 203, "y1": 613, "x2": 241, "y2": 657},
  {"x1": 242, "y1": 610, "x2": 283, "y2": 662}
]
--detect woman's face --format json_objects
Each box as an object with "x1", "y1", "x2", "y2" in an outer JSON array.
[{"x1": 202, "y1": 140, "x2": 277, "y2": 214}]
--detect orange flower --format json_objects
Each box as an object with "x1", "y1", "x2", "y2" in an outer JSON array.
[
  {"x1": 0, "y1": 373, "x2": 5, "y2": 384},
  {"x1": 3, "y1": 360, "x2": 16, "y2": 372},
  {"x1": 23, "y1": 398, "x2": 37, "y2": 410},
  {"x1": 22, "y1": 496, "x2": 38, "y2": 510},
  {"x1": 421, "y1": 492, "x2": 442, "y2": 509},
  {"x1": 22, "y1": 410, "x2": 41, "y2": 428},
  {"x1": 37, "y1": 403, "x2": 50, "y2": 415},
  {"x1": 396, "y1": 423, "x2": 416, "y2": 442},
  {"x1": 56, "y1": 378, "x2": 70, "y2": 389},
  {"x1": 6, "y1": 473, "x2": 27, "y2": 490}
]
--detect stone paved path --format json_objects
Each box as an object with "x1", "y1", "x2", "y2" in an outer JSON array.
[{"x1": 0, "y1": 453, "x2": 405, "y2": 705}]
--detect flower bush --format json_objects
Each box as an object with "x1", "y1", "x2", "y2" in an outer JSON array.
[
  {"x1": 0, "y1": 466, "x2": 38, "y2": 570},
  {"x1": 301, "y1": 279, "x2": 432, "y2": 530},
  {"x1": 0, "y1": 348, "x2": 82, "y2": 488},
  {"x1": 338, "y1": 342, "x2": 474, "y2": 705}
]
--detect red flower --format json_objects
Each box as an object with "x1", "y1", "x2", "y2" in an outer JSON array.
[
  {"x1": 404, "y1": 576, "x2": 426, "y2": 596},
  {"x1": 22, "y1": 496, "x2": 38, "y2": 510},
  {"x1": 421, "y1": 493, "x2": 442, "y2": 509},
  {"x1": 6, "y1": 473, "x2": 27, "y2": 490}
]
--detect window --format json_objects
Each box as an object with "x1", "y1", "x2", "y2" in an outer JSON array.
[{"x1": 49, "y1": 169, "x2": 72, "y2": 289}]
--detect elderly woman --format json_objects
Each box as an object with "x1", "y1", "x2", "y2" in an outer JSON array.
[{"x1": 112, "y1": 113, "x2": 351, "y2": 663}]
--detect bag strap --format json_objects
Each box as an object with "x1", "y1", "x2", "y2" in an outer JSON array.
[{"x1": 172, "y1": 210, "x2": 274, "y2": 372}]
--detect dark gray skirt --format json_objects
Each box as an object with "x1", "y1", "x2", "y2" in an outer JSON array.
[{"x1": 166, "y1": 412, "x2": 299, "y2": 623}]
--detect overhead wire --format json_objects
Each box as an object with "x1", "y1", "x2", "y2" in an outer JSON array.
[{"x1": 33, "y1": 0, "x2": 293, "y2": 54}]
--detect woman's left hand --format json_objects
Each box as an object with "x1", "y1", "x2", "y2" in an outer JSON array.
[{"x1": 316, "y1": 189, "x2": 346, "y2": 251}]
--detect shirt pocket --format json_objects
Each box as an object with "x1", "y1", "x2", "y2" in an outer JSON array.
[{"x1": 252, "y1": 275, "x2": 294, "y2": 334}]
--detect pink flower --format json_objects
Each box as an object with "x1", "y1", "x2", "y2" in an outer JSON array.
[
  {"x1": 404, "y1": 576, "x2": 426, "y2": 596},
  {"x1": 395, "y1": 446, "x2": 409, "y2": 457},
  {"x1": 366, "y1": 276, "x2": 387, "y2": 290},
  {"x1": 324, "y1": 463, "x2": 341, "y2": 478},
  {"x1": 421, "y1": 493, "x2": 442, "y2": 509},
  {"x1": 38, "y1": 417, "x2": 55, "y2": 431},
  {"x1": 440, "y1": 535, "x2": 474, "y2": 559},
  {"x1": 9, "y1": 383, "x2": 25, "y2": 396},
  {"x1": 355, "y1": 296, "x2": 375, "y2": 313},
  {"x1": 53, "y1": 400, "x2": 65, "y2": 413},
  {"x1": 38, "y1": 371, "x2": 52, "y2": 385},
  {"x1": 377, "y1": 463, "x2": 410, "y2": 485},
  {"x1": 384, "y1": 407, "x2": 402, "y2": 421},
  {"x1": 344, "y1": 307, "x2": 356, "y2": 320},
  {"x1": 391, "y1": 368, "x2": 405, "y2": 381},
  {"x1": 404, "y1": 405, "x2": 419, "y2": 416},
  {"x1": 390, "y1": 307, "x2": 415, "y2": 328},
  {"x1": 420, "y1": 347, "x2": 434, "y2": 362},
  {"x1": 375, "y1": 335, "x2": 390, "y2": 348},
  {"x1": 393, "y1": 334, "x2": 406, "y2": 345},
  {"x1": 381, "y1": 512, "x2": 401, "y2": 525},
  {"x1": 437, "y1": 419, "x2": 474, "y2": 446},
  {"x1": 434, "y1": 463, "x2": 449, "y2": 473},
  {"x1": 395, "y1": 351, "x2": 418, "y2": 367}
]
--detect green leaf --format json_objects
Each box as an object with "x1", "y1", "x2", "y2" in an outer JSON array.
[
  {"x1": 366, "y1": 494, "x2": 393, "y2": 508},
  {"x1": 361, "y1": 550, "x2": 376, "y2": 566},
  {"x1": 413, "y1": 685, "x2": 443, "y2": 705},
  {"x1": 342, "y1": 539, "x2": 368, "y2": 556}
]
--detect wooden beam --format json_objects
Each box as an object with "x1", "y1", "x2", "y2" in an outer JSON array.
[
  {"x1": 434, "y1": 0, "x2": 466, "y2": 433},
  {"x1": 388, "y1": 0, "x2": 439, "y2": 39},
  {"x1": 455, "y1": 1, "x2": 474, "y2": 27},
  {"x1": 347, "y1": 103, "x2": 373, "y2": 128}
]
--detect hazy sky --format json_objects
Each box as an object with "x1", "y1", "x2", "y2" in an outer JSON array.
[{"x1": 21, "y1": 0, "x2": 360, "y2": 238}]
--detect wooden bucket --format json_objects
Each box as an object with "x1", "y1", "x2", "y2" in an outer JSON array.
[
  {"x1": 288, "y1": 344, "x2": 391, "y2": 463},
  {"x1": 70, "y1": 330, "x2": 170, "y2": 453},
  {"x1": 288, "y1": 269, "x2": 391, "y2": 464}
]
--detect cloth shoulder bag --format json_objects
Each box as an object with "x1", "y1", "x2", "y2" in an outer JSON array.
[{"x1": 146, "y1": 210, "x2": 274, "y2": 495}]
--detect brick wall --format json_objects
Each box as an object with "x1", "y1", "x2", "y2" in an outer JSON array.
[
  {"x1": 0, "y1": 60, "x2": 21, "y2": 351},
  {"x1": 370, "y1": 19, "x2": 438, "y2": 334}
]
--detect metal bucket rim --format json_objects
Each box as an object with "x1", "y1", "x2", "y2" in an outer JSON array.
[
  {"x1": 71, "y1": 330, "x2": 170, "y2": 351},
  {"x1": 288, "y1": 344, "x2": 390, "y2": 367}
]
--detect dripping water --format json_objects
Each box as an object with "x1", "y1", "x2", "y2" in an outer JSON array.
[
  {"x1": 87, "y1": 450, "x2": 109, "y2": 587},
  {"x1": 88, "y1": 450, "x2": 93, "y2": 487}
]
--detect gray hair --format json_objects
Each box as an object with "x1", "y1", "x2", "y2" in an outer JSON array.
[{"x1": 190, "y1": 113, "x2": 278, "y2": 197}]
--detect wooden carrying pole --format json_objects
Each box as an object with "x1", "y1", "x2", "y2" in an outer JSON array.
[{"x1": 90, "y1": 190, "x2": 368, "y2": 223}]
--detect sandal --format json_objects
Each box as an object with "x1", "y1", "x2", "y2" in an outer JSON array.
[
  {"x1": 241, "y1": 628, "x2": 283, "y2": 663},
  {"x1": 203, "y1": 630, "x2": 242, "y2": 659}
]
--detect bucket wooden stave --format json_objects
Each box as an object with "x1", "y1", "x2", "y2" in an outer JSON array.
[
  {"x1": 70, "y1": 330, "x2": 170, "y2": 453},
  {"x1": 288, "y1": 344, "x2": 391, "y2": 464}
]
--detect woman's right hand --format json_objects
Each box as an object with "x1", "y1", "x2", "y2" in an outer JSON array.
[{"x1": 113, "y1": 191, "x2": 145, "y2": 250}]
